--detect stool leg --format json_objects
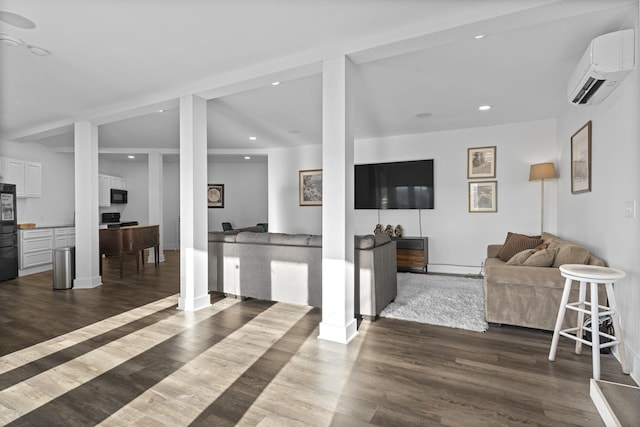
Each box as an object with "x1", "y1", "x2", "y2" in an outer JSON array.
[
  {"x1": 575, "y1": 280, "x2": 587, "y2": 354},
  {"x1": 605, "y1": 283, "x2": 630, "y2": 374},
  {"x1": 590, "y1": 282, "x2": 600, "y2": 380},
  {"x1": 549, "y1": 277, "x2": 573, "y2": 361}
]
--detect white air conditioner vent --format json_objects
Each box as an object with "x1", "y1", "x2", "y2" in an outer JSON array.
[{"x1": 567, "y1": 29, "x2": 635, "y2": 106}]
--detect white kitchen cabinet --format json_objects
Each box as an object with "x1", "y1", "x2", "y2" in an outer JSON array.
[
  {"x1": 24, "y1": 161, "x2": 42, "y2": 197},
  {"x1": 6, "y1": 159, "x2": 25, "y2": 197},
  {"x1": 1, "y1": 157, "x2": 42, "y2": 198},
  {"x1": 99, "y1": 174, "x2": 111, "y2": 207},
  {"x1": 110, "y1": 176, "x2": 126, "y2": 190},
  {"x1": 54, "y1": 227, "x2": 75, "y2": 248},
  {"x1": 0, "y1": 157, "x2": 6, "y2": 181},
  {"x1": 19, "y1": 227, "x2": 75, "y2": 276},
  {"x1": 19, "y1": 228, "x2": 54, "y2": 271}
]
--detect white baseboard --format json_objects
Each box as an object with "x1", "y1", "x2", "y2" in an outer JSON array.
[{"x1": 426, "y1": 264, "x2": 483, "y2": 276}]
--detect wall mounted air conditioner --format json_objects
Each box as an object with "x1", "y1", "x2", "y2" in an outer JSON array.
[{"x1": 567, "y1": 29, "x2": 635, "y2": 105}]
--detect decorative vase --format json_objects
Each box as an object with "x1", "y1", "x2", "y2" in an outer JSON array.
[{"x1": 394, "y1": 224, "x2": 403, "y2": 237}]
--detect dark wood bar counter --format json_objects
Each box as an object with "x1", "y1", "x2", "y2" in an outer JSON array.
[{"x1": 99, "y1": 225, "x2": 159, "y2": 277}]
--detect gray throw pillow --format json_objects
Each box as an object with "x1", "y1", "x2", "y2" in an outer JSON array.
[
  {"x1": 523, "y1": 248, "x2": 557, "y2": 267},
  {"x1": 506, "y1": 249, "x2": 535, "y2": 265}
]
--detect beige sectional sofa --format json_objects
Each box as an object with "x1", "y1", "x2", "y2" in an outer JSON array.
[
  {"x1": 484, "y1": 232, "x2": 606, "y2": 331},
  {"x1": 208, "y1": 231, "x2": 397, "y2": 319}
]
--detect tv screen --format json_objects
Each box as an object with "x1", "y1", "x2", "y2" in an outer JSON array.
[{"x1": 355, "y1": 159, "x2": 434, "y2": 209}]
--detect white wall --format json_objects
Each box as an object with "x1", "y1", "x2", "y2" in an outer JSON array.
[
  {"x1": 556, "y1": 9, "x2": 639, "y2": 383},
  {"x1": 0, "y1": 140, "x2": 75, "y2": 227},
  {"x1": 207, "y1": 158, "x2": 268, "y2": 231},
  {"x1": 264, "y1": 120, "x2": 557, "y2": 274},
  {"x1": 353, "y1": 120, "x2": 558, "y2": 274},
  {"x1": 268, "y1": 145, "x2": 323, "y2": 234},
  {"x1": 98, "y1": 158, "x2": 149, "y2": 224}
]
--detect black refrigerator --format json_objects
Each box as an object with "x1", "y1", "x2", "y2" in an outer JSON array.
[{"x1": 0, "y1": 183, "x2": 18, "y2": 282}]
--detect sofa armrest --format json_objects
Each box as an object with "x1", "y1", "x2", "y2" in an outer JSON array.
[{"x1": 487, "y1": 244, "x2": 502, "y2": 258}]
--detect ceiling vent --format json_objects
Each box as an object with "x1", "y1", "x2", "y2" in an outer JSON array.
[{"x1": 567, "y1": 29, "x2": 635, "y2": 106}]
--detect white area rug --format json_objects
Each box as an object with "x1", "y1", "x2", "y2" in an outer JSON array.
[{"x1": 380, "y1": 273, "x2": 488, "y2": 332}]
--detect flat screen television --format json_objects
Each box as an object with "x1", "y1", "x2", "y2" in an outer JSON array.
[{"x1": 355, "y1": 159, "x2": 434, "y2": 209}]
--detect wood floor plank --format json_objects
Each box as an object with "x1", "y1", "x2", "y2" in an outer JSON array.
[{"x1": 0, "y1": 251, "x2": 636, "y2": 426}]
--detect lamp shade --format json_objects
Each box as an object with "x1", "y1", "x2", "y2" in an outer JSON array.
[{"x1": 529, "y1": 162, "x2": 557, "y2": 181}]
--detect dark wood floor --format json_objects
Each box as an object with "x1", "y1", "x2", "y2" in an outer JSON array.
[{"x1": 0, "y1": 251, "x2": 635, "y2": 426}]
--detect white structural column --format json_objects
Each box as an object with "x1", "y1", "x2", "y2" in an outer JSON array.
[
  {"x1": 148, "y1": 152, "x2": 165, "y2": 263},
  {"x1": 178, "y1": 95, "x2": 211, "y2": 311},
  {"x1": 73, "y1": 121, "x2": 102, "y2": 289},
  {"x1": 318, "y1": 55, "x2": 357, "y2": 344}
]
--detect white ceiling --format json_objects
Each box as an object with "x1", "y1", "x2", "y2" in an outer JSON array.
[{"x1": 1, "y1": 1, "x2": 637, "y2": 158}]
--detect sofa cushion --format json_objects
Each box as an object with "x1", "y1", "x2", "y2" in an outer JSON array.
[
  {"x1": 373, "y1": 234, "x2": 391, "y2": 247},
  {"x1": 553, "y1": 244, "x2": 590, "y2": 267},
  {"x1": 236, "y1": 232, "x2": 271, "y2": 244},
  {"x1": 506, "y1": 249, "x2": 535, "y2": 265},
  {"x1": 356, "y1": 235, "x2": 375, "y2": 249},
  {"x1": 308, "y1": 235, "x2": 322, "y2": 247},
  {"x1": 498, "y1": 233, "x2": 544, "y2": 262},
  {"x1": 523, "y1": 247, "x2": 557, "y2": 267},
  {"x1": 270, "y1": 233, "x2": 311, "y2": 246}
]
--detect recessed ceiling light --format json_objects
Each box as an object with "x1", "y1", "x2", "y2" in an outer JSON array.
[
  {"x1": 27, "y1": 45, "x2": 50, "y2": 56},
  {"x1": 474, "y1": 34, "x2": 485, "y2": 39},
  {"x1": 271, "y1": 81, "x2": 280, "y2": 86},
  {"x1": 244, "y1": 156, "x2": 251, "y2": 160},
  {"x1": 415, "y1": 112, "x2": 432, "y2": 119},
  {"x1": 158, "y1": 109, "x2": 164, "y2": 113},
  {"x1": 128, "y1": 155, "x2": 135, "y2": 159},
  {"x1": 0, "y1": 33, "x2": 23, "y2": 47},
  {"x1": 249, "y1": 136, "x2": 257, "y2": 140},
  {"x1": 478, "y1": 105, "x2": 492, "y2": 111}
]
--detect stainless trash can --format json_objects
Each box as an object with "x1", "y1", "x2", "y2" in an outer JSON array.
[{"x1": 53, "y1": 246, "x2": 75, "y2": 290}]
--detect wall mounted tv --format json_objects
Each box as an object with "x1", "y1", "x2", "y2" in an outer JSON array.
[{"x1": 355, "y1": 159, "x2": 434, "y2": 209}]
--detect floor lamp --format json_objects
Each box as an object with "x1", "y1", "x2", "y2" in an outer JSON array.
[{"x1": 529, "y1": 162, "x2": 557, "y2": 235}]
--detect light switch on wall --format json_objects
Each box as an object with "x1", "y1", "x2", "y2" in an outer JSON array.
[{"x1": 624, "y1": 200, "x2": 636, "y2": 218}]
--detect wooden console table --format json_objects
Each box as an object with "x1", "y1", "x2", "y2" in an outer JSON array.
[
  {"x1": 99, "y1": 225, "x2": 159, "y2": 277},
  {"x1": 391, "y1": 236, "x2": 428, "y2": 273}
]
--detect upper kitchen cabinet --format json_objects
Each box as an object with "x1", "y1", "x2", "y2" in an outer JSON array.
[
  {"x1": 99, "y1": 174, "x2": 127, "y2": 207},
  {"x1": 24, "y1": 161, "x2": 42, "y2": 197},
  {"x1": 99, "y1": 174, "x2": 111, "y2": 207},
  {"x1": 110, "y1": 176, "x2": 126, "y2": 190},
  {"x1": 0, "y1": 157, "x2": 42, "y2": 198}
]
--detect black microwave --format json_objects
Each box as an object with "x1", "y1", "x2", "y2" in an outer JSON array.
[{"x1": 110, "y1": 188, "x2": 128, "y2": 204}]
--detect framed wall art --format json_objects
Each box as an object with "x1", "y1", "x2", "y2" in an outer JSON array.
[
  {"x1": 207, "y1": 184, "x2": 224, "y2": 208},
  {"x1": 571, "y1": 121, "x2": 592, "y2": 194},
  {"x1": 467, "y1": 146, "x2": 496, "y2": 179},
  {"x1": 469, "y1": 181, "x2": 497, "y2": 212},
  {"x1": 299, "y1": 169, "x2": 322, "y2": 206}
]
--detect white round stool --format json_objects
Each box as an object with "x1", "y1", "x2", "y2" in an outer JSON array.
[{"x1": 548, "y1": 264, "x2": 629, "y2": 380}]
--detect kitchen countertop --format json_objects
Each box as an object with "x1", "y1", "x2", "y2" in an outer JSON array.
[{"x1": 22, "y1": 224, "x2": 75, "y2": 230}]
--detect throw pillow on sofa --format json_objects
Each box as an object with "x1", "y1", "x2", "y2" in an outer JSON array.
[
  {"x1": 498, "y1": 232, "x2": 544, "y2": 262},
  {"x1": 552, "y1": 244, "x2": 590, "y2": 267},
  {"x1": 523, "y1": 247, "x2": 558, "y2": 267},
  {"x1": 506, "y1": 249, "x2": 536, "y2": 265}
]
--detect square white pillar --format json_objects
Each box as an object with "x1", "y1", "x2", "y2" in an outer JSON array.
[
  {"x1": 73, "y1": 121, "x2": 102, "y2": 289},
  {"x1": 178, "y1": 95, "x2": 211, "y2": 311},
  {"x1": 319, "y1": 56, "x2": 357, "y2": 344},
  {"x1": 148, "y1": 152, "x2": 165, "y2": 263}
]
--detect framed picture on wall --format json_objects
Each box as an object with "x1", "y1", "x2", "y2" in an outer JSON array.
[
  {"x1": 207, "y1": 184, "x2": 224, "y2": 208},
  {"x1": 571, "y1": 121, "x2": 592, "y2": 194},
  {"x1": 299, "y1": 169, "x2": 322, "y2": 206},
  {"x1": 467, "y1": 146, "x2": 496, "y2": 179},
  {"x1": 469, "y1": 181, "x2": 497, "y2": 212}
]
